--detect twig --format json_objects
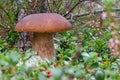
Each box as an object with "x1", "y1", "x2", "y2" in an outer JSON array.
[
  {"x1": 73, "y1": 8, "x2": 120, "y2": 17},
  {"x1": 63, "y1": 0, "x2": 98, "y2": 17},
  {"x1": 63, "y1": 1, "x2": 81, "y2": 17}
]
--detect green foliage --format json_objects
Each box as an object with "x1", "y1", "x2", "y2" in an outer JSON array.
[
  {"x1": 56, "y1": 31, "x2": 77, "y2": 57},
  {"x1": 0, "y1": 49, "x2": 119, "y2": 80},
  {"x1": 95, "y1": 69, "x2": 105, "y2": 80},
  {"x1": 0, "y1": 38, "x2": 9, "y2": 53},
  {"x1": 103, "y1": 0, "x2": 115, "y2": 12},
  {"x1": 81, "y1": 28, "x2": 111, "y2": 54},
  {"x1": 0, "y1": 0, "x2": 19, "y2": 45},
  {"x1": 0, "y1": 0, "x2": 120, "y2": 80}
]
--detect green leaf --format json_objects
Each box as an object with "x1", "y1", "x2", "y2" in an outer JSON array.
[
  {"x1": 95, "y1": 69, "x2": 105, "y2": 80},
  {"x1": 7, "y1": 51, "x2": 20, "y2": 65},
  {"x1": 81, "y1": 52, "x2": 90, "y2": 57},
  {"x1": 52, "y1": 68, "x2": 63, "y2": 79},
  {"x1": 0, "y1": 60, "x2": 9, "y2": 66},
  {"x1": 24, "y1": 50, "x2": 35, "y2": 60},
  {"x1": 38, "y1": 72, "x2": 47, "y2": 80},
  {"x1": 0, "y1": 54, "x2": 9, "y2": 66}
]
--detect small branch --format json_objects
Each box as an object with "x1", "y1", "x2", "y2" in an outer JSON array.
[
  {"x1": 73, "y1": 8, "x2": 120, "y2": 17},
  {"x1": 63, "y1": 0, "x2": 100, "y2": 17},
  {"x1": 63, "y1": 1, "x2": 81, "y2": 17}
]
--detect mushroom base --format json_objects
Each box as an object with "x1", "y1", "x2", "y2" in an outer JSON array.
[{"x1": 32, "y1": 33, "x2": 55, "y2": 60}]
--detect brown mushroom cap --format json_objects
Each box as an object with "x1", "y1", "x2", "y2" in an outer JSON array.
[{"x1": 15, "y1": 13, "x2": 72, "y2": 32}]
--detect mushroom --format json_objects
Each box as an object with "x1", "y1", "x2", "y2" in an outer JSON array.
[{"x1": 15, "y1": 13, "x2": 72, "y2": 60}]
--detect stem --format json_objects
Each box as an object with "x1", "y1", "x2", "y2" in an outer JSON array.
[{"x1": 32, "y1": 33, "x2": 55, "y2": 59}]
